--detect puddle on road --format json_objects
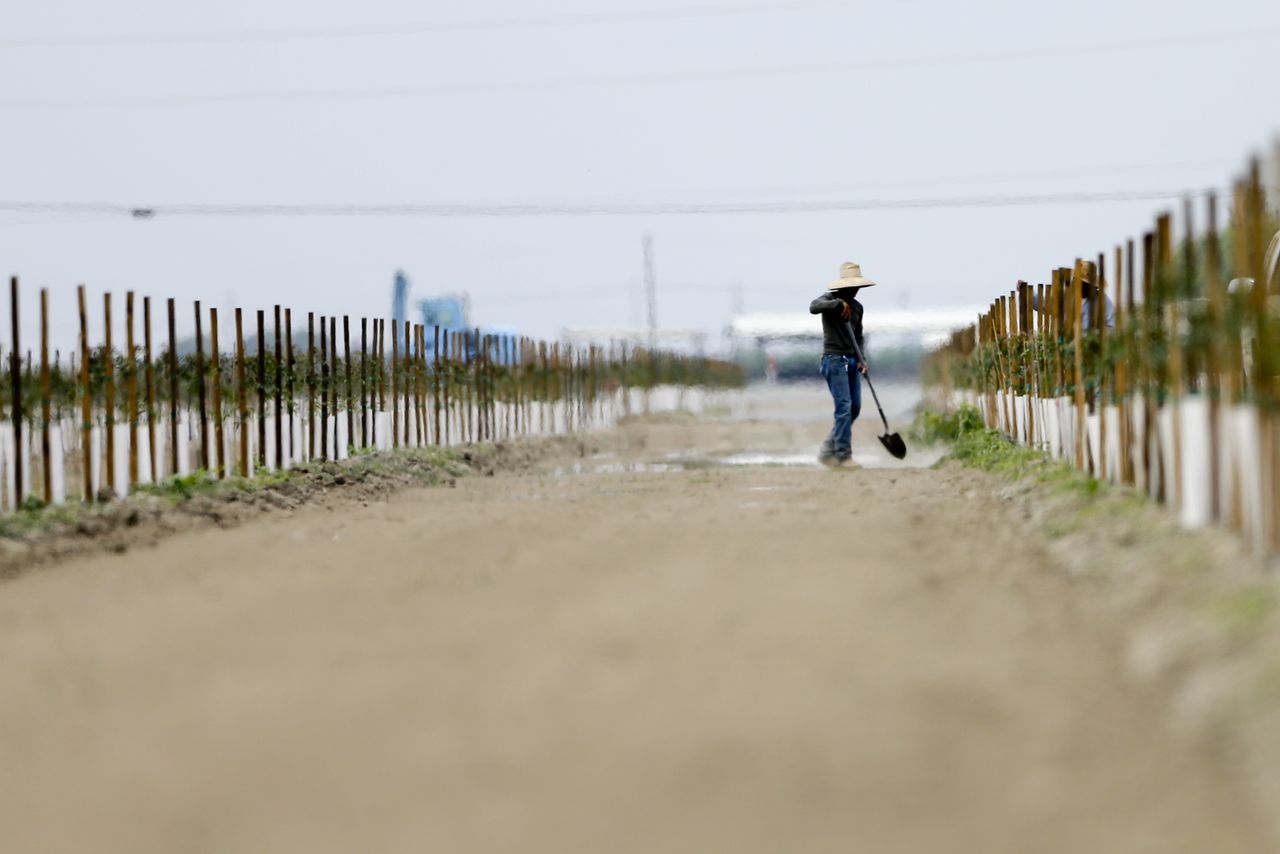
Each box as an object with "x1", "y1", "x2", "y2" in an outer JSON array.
[
  {"x1": 549, "y1": 446, "x2": 944, "y2": 477},
  {"x1": 716, "y1": 449, "x2": 944, "y2": 470},
  {"x1": 717, "y1": 452, "x2": 820, "y2": 467},
  {"x1": 550, "y1": 461, "x2": 681, "y2": 476}
]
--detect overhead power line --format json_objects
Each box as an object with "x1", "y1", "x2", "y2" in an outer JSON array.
[
  {"x1": 0, "y1": 1, "x2": 850, "y2": 50},
  {"x1": 2, "y1": 28, "x2": 1276, "y2": 111},
  {"x1": 0, "y1": 188, "x2": 1230, "y2": 220},
  {"x1": 707, "y1": 157, "x2": 1236, "y2": 197}
]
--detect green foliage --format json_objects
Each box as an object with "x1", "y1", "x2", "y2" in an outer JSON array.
[
  {"x1": 18, "y1": 495, "x2": 47, "y2": 513},
  {"x1": 918, "y1": 405, "x2": 1106, "y2": 498},
  {"x1": 911, "y1": 405, "x2": 985, "y2": 444},
  {"x1": 136, "y1": 471, "x2": 213, "y2": 502}
]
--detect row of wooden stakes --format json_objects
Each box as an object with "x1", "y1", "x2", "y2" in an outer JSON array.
[
  {"x1": 929, "y1": 155, "x2": 1280, "y2": 547},
  {"x1": 2, "y1": 279, "x2": 741, "y2": 510}
]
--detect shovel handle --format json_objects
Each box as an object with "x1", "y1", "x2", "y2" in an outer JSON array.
[{"x1": 846, "y1": 322, "x2": 891, "y2": 434}]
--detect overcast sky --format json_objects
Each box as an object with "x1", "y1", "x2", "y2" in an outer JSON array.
[{"x1": 2, "y1": 0, "x2": 1278, "y2": 353}]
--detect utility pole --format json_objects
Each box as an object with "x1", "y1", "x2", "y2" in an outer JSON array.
[{"x1": 643, "y1": 234, "x2": 657, "y2": 350}]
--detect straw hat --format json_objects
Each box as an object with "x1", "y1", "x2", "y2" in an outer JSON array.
[{"x1": 828, "y1": 261, "x2": 877, "y2": 290}]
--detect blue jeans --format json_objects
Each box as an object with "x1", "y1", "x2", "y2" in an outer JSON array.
[{"x1": 820, "y1": 355, "x2": 862, "y2": 459}]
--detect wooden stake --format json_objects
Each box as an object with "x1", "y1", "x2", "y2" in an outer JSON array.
[
  {"x1": 391, "y1": 320, "x2": 399, "y2": 448},
  {"x1": 144, "y1": 296, "x2": 156, "y2": 484},
  {"x1": 8, "y1": 279, "x2": 21, "y2": 506},
  {"x1": 1072, "y1": 260, "x2": 1086, "y2": 471},
  {"x1": 167, "y1": 298, "x2": 179, "y2": 477},
  {"x1": 40, "y1": 288, "x2": 52, "y2": 503},
  {"x1": 403, "y1": 321, "x2": 411, "y2": 446},
  {"x1": 78, "y1": 286, "x2": 92, "y2": 502},
  {"x1": 320, "y1": 315, "x2": 329, "y2": 460},
  {"x1": 413, "y1": 325, "x2": 424, "y2": 446},
  {"x1": 194, "y1": 301, "x2": 209, "y2": 471},
  {"x1": 257, "y1": 310, "x2": 267, "y2": 468},
  {"x1": 360, "y1": 318, "x2": 368, "y2": 448},
  {"x1": 103, "y1": 293, "x2": 116, "y2": 494},
  {"x1": 211, "y1": 308, "x2": 225, "y2": 478},
  {"x1": 1095, "y1": 255, "x2": 1107, "y2": 480},
  {"x1": 1113, "y1": 246, "x2": 1131, "y2": 486},
  {"x1": 330, "y1": 316, "x2": 338, "y2": 450},
  {"x1": 275, "y1": 305, "x2": 283, "y2": 470},
  {"x1": 126, "y1": 292, "x2": 139, "y2": 486},
  {"x1": 235, "y1": 308, "x2": 249, "y2": 478},
  {"x1": 344, "y1": 315, "x2": 353, "y2": 454},
  {"x1": 307, "y1": 313, "x2": 316, "y2": 460},
  {"x1": 1205, "y1": 194, "x2": 1225, "y2": 521},
  {"x1": 433, "y1": 326, "x2": 441, "y2": 445},
  {"x1": 286, "y1": 308, "x2": 295, "y2": 462},
  {"x1": 442, "y1": 331, "x2": 452, "y2": 446},
  {"x1": 376, "y1": 319, "x2": 385, "y2": 432}
]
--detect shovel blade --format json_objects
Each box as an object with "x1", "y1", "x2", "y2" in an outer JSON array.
[{"x1": 879, "y1": 432, "x2": 907, "y2": 460}]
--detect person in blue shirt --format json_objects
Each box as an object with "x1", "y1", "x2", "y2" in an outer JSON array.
[
  {"x1": 1032, "y1": 263, "x2": 1116, "y2": 329},
  {"x1": 809, "y1": 262, "x2": 876, "y2": 467}
]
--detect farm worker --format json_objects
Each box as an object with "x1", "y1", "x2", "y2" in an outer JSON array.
[
  {"x1": 1078, "y1": 263, "x2": 1116, "y2": 329},
  {"x1": 1032, "y1": 262, "x2": 1116, "y2": 329},
  {"x1": 809, "y1": 261, "x2": 875, "y2": 467}
]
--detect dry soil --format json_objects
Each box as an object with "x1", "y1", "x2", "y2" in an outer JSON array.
[{"x1": 0, "y1": 386, "x2": 1274, "y2": 853}]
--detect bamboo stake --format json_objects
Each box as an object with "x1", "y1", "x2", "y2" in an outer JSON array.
[
  {"x1": 275, "y1": 306, "x2": 283, "y2": 470},
  {"x1": 1142, "y1": 232, "x2": 1160, "y2": 501},
  {"x1": 344, "y1": 316, "x2": 353, "y2": 454},
  {"x1": 211, "y1": 308, "x2": 225, "y2": 478},
  {"x1": 504, "y1": 336, "x2": 513, "y2": 438},
  {"x1": 235, "y1": 309, "x2": 249, "y2": 477},
  {"x1": 376, "y1": 319, "x2": 385, "y2": 421},
  {"x1": 415, "y1": 325, "x2": 425, "y2": 446},
  {"x1": 402, "y1": 320, "x2": 411, "y2": 446},
  {"x1": 1159, "y1": 213, "x2": 1183, "y2": 509},
  {"x1": 286, "y1": 308, "x2": 295, "y2": 462},
  {"x1": 1095, "y1": 255, "x2": 1107, "y2": 480},
  {"x1": 1072, "y1": 260, "x2": 1086, "y2": 471},
  {"x1": 330, "y1": 316, "x2": 338, "y2": 452},
  {"x1": 195, "y1": 301, "x2": 209, "y2": 471},
  {"x1": 256, "y1": 310, "x2": 266, "y2": 468},
  {"x1": 79, "y1": 286, "x2": 92, "y2": 502},
  {"x1": 126, "y1": 292, "x2": 139, "y2": 486},
  {"x1": 433, "y1": 326, "x2": 441, "y2": 445},
  {"x1": 540, "y1": 341, "x2": 548, "y2": 434},
  {"x1": 167, "y1": 298, "x2": 179, "y2": 477},
  {"x1": 459, "y1": 332, "x2": 469, "y2": 443},
  {"x1": 442, "y1": 331, "x2": 452, "y2": 446},
  {"x1": 391, "y1": 321, "x2": 399, "y2": 448},
  {"x1": 320, "y1": 315, "x2": 329, "y2": 460},
  {"x1": 482, "y1": 334, "x2": 490, "y2": 439},
  {"x1": 1113, "y1": 246, "x2": 1130, "y2": 486},
  {"x1": 360, "y1": 318, "x2": 368, "y2": 448},
  {"x1": 144, "y1": 296, "x2": 156, "y2": 484},
  {"x1": 307, "y1": 313, "x2": 316, "y2": 460},
  {"x1": 8, "y1": 279, "x2": 22, "y2": 506},
  {"x1": 40, "y1": 288, "x2": 51, "y2": 503},
  {"x1": 1205, "y1": 195, "x2": 1225, "y2": 522},
  {"x1": 103, "y1": 293, "x2": 115, "y2": 494}
]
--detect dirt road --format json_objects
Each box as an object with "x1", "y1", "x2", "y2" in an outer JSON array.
[{"x1": 0, "y1": 388, "x2": 1272, "y2": 853}]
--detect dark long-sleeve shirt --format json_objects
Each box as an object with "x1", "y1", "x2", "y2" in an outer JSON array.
[{"x1": 809, "y1": 293, "x2": 865, "y2": 358}]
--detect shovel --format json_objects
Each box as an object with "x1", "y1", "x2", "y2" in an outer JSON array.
[{"x1": 848, "y1": 326, "x2": 907, "y2": 460}]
